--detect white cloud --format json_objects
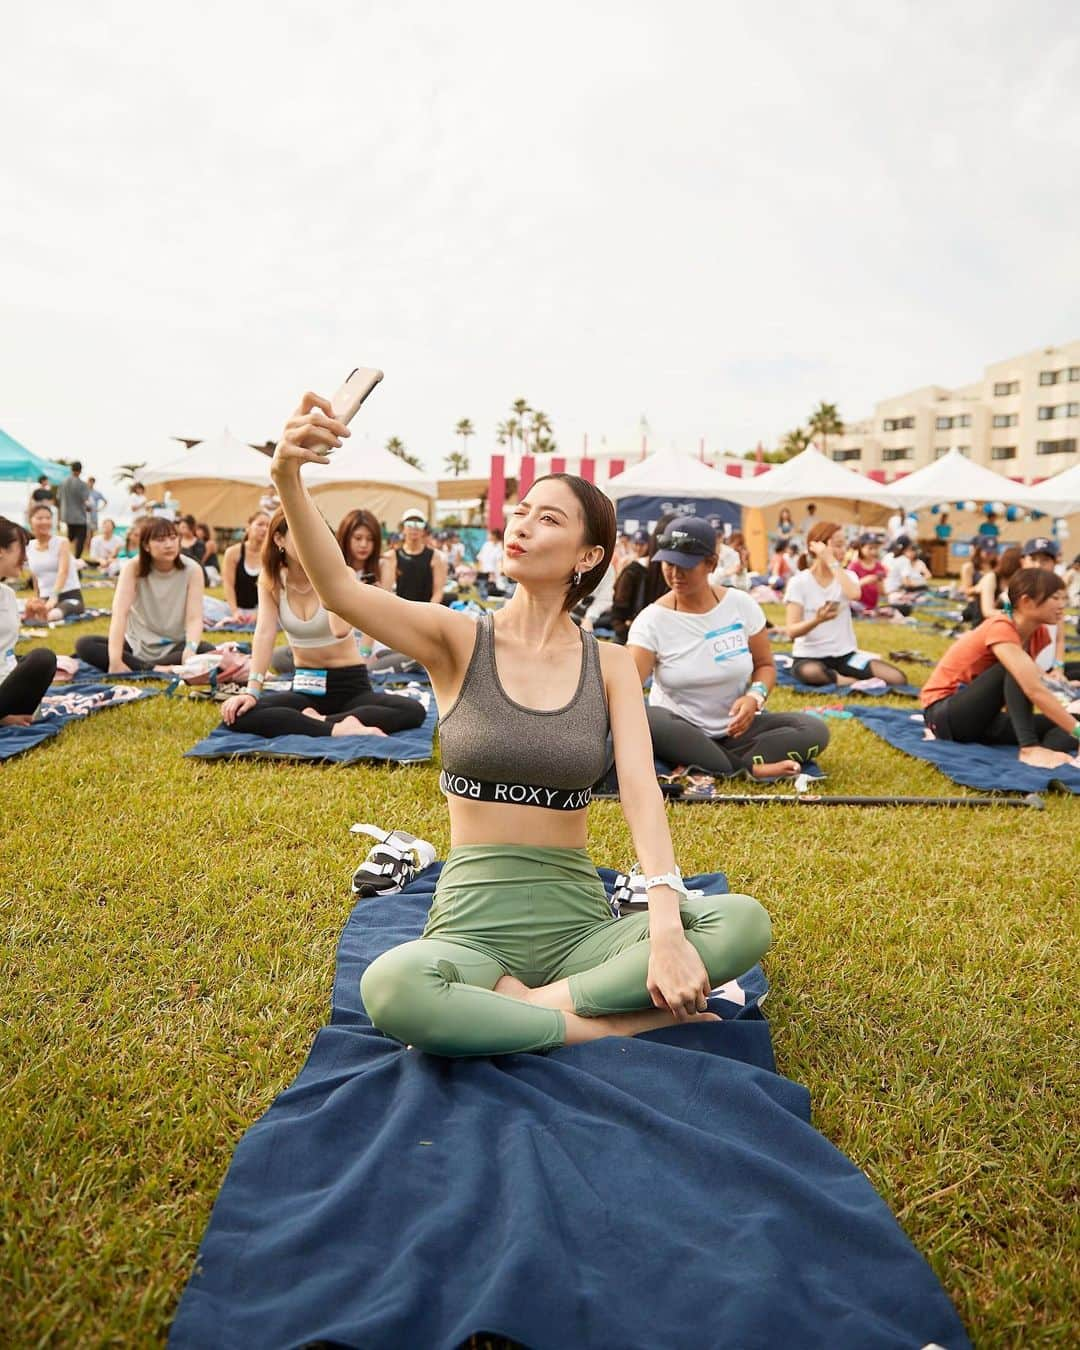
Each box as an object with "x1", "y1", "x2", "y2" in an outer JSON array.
[{"x1": 1, "y1": 0, "x2": 1077, "y2": 489}]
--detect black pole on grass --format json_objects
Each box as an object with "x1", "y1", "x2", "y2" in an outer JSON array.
[{"x1": 692, "y1": 792, "x2": 1045, "y2": 809}]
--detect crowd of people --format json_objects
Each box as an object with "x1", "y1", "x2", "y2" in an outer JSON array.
[{"x1": 2, "y1": 397, "x2": 1079, "y2": 1061}]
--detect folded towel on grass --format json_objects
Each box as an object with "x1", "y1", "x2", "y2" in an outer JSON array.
[
  {"x1": 0, "y1": 681, "x2": 160, "y2": 760},
  {"x1": 850, "y1": 705, "x2": 1080, "y2": 795},
  {"x1": 169, "y1": 865, "x2": 970, "y2": 1350},
  {"x1": 183, "y1": 694, "x2": 436, "y2": 765}
]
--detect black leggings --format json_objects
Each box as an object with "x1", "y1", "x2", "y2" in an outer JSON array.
[
  {"x1": 231, "y1": 664, "x2": 425, "y2": 738},
  {"x1": 791, "y1": 652, "x2": 906, "y2": 686},
  {"x1": 0, "y1": 648, "x2": 57, "y2": 719},
  {"x1": 923, "y1": 664, "x2": 1074, "y2": 751},
  {"x1": 646, "y1": 705, "x2": 830, "y2": 777},
  {"x1": 75, "y1": 635, "x2": 215, "y2": 671}
]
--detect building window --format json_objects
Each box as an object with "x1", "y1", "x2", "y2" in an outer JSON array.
[
  {"x1": 935, "y1": 416, "x2": 951, "y2": 430},
  {"x1": 832, "y1": 448, "x2": 861, "y2": 461},
  {"x1": 1069, "y1": 367, "x2": 1080, "y2": 382},
  {"x1": 882, "y1": 416, "x2": 915, "y2": 431},
  {"x1": 1036, "y1": 438, "x2": 1077, "y2": 455},
  {"x1": 993, "y1": 380, "x2": 1019, "y2": 395},
  {"x1": 882, "y1": 446, "x2": 914, "y2": 462},
  {"x1": 1038, "y1": 403, "x2": 1080, "y2": 420},
  {"x1": 934, "y1": 447, "x2": 949, "y2": 459},
  {"x1": 991, "y1": 446, "x2": 1017, "y2": 461},
  {"x1": 992, "y1": 413, "x2": 1018, "y2": 428},
  {"x1": 1039, "y1": 370, "x2": 1057, "y2": 385}
]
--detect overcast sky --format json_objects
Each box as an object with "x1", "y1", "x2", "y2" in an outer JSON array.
[{"x1": 2, "y1": 0, "x2": 1078, "y2": 489}]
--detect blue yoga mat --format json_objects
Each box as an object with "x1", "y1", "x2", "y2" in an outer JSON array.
[
  {"x1": 18, "y1": 607, "x2": 111, "y2": 639},
  {"x1": 183, "y1": 697, "x2": 437, "y2": 765},
  {"x1": 170, "y1": 865, "x2": 970, "y2": 1350},
  {"x1": 0, "y1": 681, "x2": 161, "y2": 761},
  {"x1": 851, "y1": 704, "x2": 1080, "y2": 795},
  {"x1": 774, "y1": 663, "x2": 921, "y2": 698}
]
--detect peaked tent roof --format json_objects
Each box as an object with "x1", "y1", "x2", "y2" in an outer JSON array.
[
  {"x1": 0, "y1": 427, "x2": 69, "y2": 483},
  {"x1": 883, "y1": 448, "x2": 1034, "y2": 511},
  {"x1": 604, "y1": 447, "x2": 765, "y2": 505},
  {"x1": 141, "y1": 431, "x2": 275, "y2": 486},
  {"x1": 722, "y1": 445, "x2": 899, "y2": 508},
  {"x1": 1014, "y1": 462, "x2": 1080, "y2": 516},
  {"x1": 303, "y1": 439, "x2": 437, "y2": 499}
]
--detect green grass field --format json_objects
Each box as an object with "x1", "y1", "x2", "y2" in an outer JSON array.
[{"x1": 3, "y1": 587, "x2": 1078, "y2": 1347}]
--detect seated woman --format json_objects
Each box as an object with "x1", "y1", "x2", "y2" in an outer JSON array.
[
  {"x1": 88, "y1": 518, "x2": 123, "y2": 577},
  {"x1": 785, "y1": 521, "x2": 907, "y2": 688},
  {"x1": 959, "y1": 541, "x2": 998, "y2": 624},
  {"x1": 269, "y1": 392, "x2": 771, "y2": 1057},
  {"x1": 25, "y1": 503, "x2": 84, "y2": 620},
  {"x1": 848, "y1": 535, "x2": 886, "y2": 611},
  {"x1": 611, "y1": 522, "x2": 671, "y2": 644},
  {"x1": 218, "y1": 508, "x2": 425, "y2": 739},
  {"x1": 220, "y1": 511, "x2": 270, "y2": 622},
  {"x1": 767, "y1": 540, "x2": 798, "y2": 595},
  {"x1": 883, "y1": 537, "x2": 930, "y2": 607},
  {"x1": 920, "y1": 568, "x2": 1079, "y2": 770},
  {"x1": 627, "y1": 516, "x2": 828, "y2": 781},
  {"x1": 195, "y1": 523, "x2": 220, "y2": 586},
  {"x1": 970, "y1": 545, "x2": 1021, "y2": 628},
  {"x1": 76, "y1": 517, "x2": 213, "y2": 671},
  {"x1": 0, "y1": 517, "x2": 57, "y2": 725}
]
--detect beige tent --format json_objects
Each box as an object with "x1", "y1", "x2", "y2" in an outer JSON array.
[
  {"x1": 303, "y1": 441, "x2": 437, "y2": 531},
  {"x1": 141, "y1": 431, "x2": 274, "y2": 526}
]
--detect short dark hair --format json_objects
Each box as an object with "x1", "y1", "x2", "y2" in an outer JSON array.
[
  {"x1": 70, "y1": 461, "x2": 82, "y2": 473},
  {"x1": 1008, "y1": 567, "x2": 1065, "y2": 609},
  {"x1": 530, "y1": 473, "x2": 617, "y2": 612}
]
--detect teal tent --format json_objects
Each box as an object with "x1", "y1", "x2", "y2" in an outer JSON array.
[{"x1": 0, "y1": 427, "x2": 68, "y2": 483}]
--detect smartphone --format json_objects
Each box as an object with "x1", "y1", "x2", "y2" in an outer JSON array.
[{"x1": 331, "y1": 367, "x2": 383, "y2": 425}]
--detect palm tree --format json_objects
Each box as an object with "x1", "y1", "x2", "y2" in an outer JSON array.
[
  {"x1": 444, "y1": 451, "x2": 470, "y2": 478},
  {"x1": 114, "y1": 461, "x2": 147, "y2": 486},
  {"x1": 386, "y1": 436, "x2": 425, "y2": 472},
  {"x1": 511, "y1": 399, "x2": 531, "y2": 461},
  {"x1": 807, "y1": 401, "x2": 844, "y2": 456},
  {"x1": 779, "y1": 428, "x2": 810, "y2": 460},
  {"x1": 529, "y1": 409, "x2": 552, "y2": 451},
  {"x1": 534, "y1": 433, "x2": 557, "y2": 455},
  {"x1": 454, "y1": 418, "x2": 474, "y2": 460}
]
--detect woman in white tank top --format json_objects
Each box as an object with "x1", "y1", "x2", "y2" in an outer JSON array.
[{"x1": 25, "y1": 503, "x2": 84, "y2": 619}]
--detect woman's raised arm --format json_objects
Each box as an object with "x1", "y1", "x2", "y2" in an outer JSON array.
[{"x1": 270, "y1": 392, "x2": 473, "y2": 675}]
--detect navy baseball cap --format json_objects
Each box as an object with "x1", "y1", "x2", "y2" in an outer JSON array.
[
  {"x1": 1022, "y1": 536, "x2": 1059, "y2": 559},
  {"x1": 654, "y1": 515, "x2": 717, "y2": 568},
  {"x1": 631, "y1": 528, "x2": 650, "y2": 544}
]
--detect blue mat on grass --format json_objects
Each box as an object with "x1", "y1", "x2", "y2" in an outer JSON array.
[
  {"x1": 850, "y1": 704, "x2": 1080, "y2": 795},
  {"x1": 0, "y1": 681, "x2": 161, "y2": 761},
  {"x1": 18, "y1": 607, "x2": 111, "y2": 639},
  {"x1": 170, "y1": 864, "x2": 970, "y2": 1350},
  {"x1": 774, "y1": 664, "x2": 921, "y2": 698},
  {"x1": 183, "y1": 694, "x2": 436, "y2": 764}
]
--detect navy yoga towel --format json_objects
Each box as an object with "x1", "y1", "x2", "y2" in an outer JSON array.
[
  {"x1": 170, "y1": 866, "x2": 971, "y2": 1350},
  {"x1": 774, "y1": 664, "x2": 921, "y2": 698},
  {"x1": 0, "y1": 681, "x2": 160, "y2": 761},
  {"x1": 851, "y1": 704, "x2": 1080, "y2": 795},
  {"x1": 184, "y1": 695, "x2": 437, "y2": 765}
]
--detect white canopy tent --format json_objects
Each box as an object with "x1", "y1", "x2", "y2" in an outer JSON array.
[
  {"x1": 303, "y1": 440, "x2": 437, "y2": 529},
  {"x1": 722, "y1": 446, "x2": 899, "y2": 508},
  {"x1": 604, "y1": 447, "x2": 765, "y2": 505},
  {"x1": 881, "y1": 448, "x2": 1035, "y2": 512},
  {"x1": 141, "y1": 431, "x2": 276, "y2": 525},
  {"x1": 1015, "y1": 463, "x2": 1080, "y2": 516}
]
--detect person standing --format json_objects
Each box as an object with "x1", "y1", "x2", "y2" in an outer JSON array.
[
  {"x1": 26, "y1": 475, "x2": 56, "y2": 526},
  {"x1": 475, "y1": 528, "x2": 505, "y2": 598},
  {"x1": 390, "y1": 508, "x2": 447, "y2": 604},
  {"x1": 57, "y1": 461, "x2": 91, "y2": 559},
  {"x1": 85, "y1": 477, "x2": 107, "y2": 536}
]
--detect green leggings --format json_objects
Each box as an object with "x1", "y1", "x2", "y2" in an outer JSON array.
[{"x1": 360, "y1": 844, "x2": 772, "y2": 1058}]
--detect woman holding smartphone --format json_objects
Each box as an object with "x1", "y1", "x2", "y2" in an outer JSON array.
[
  {"x1": 268, "y1": 392, "x2": 771, "y2": 1058},
  {"x1": 784, "y1": 522, "x2": 906, "y2": 688}
]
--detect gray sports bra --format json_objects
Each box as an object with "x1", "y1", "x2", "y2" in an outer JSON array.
[
  {"x1": 278, "y1": 578, "x2": 340, "y2": 649},
  {"x1": 438, "y1": 612, "x2": 610, "y2": 811}
]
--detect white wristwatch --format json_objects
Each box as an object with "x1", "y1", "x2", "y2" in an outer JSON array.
[{"x1": 644, "y1": 871, "x2": 688, "y2": 898}]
